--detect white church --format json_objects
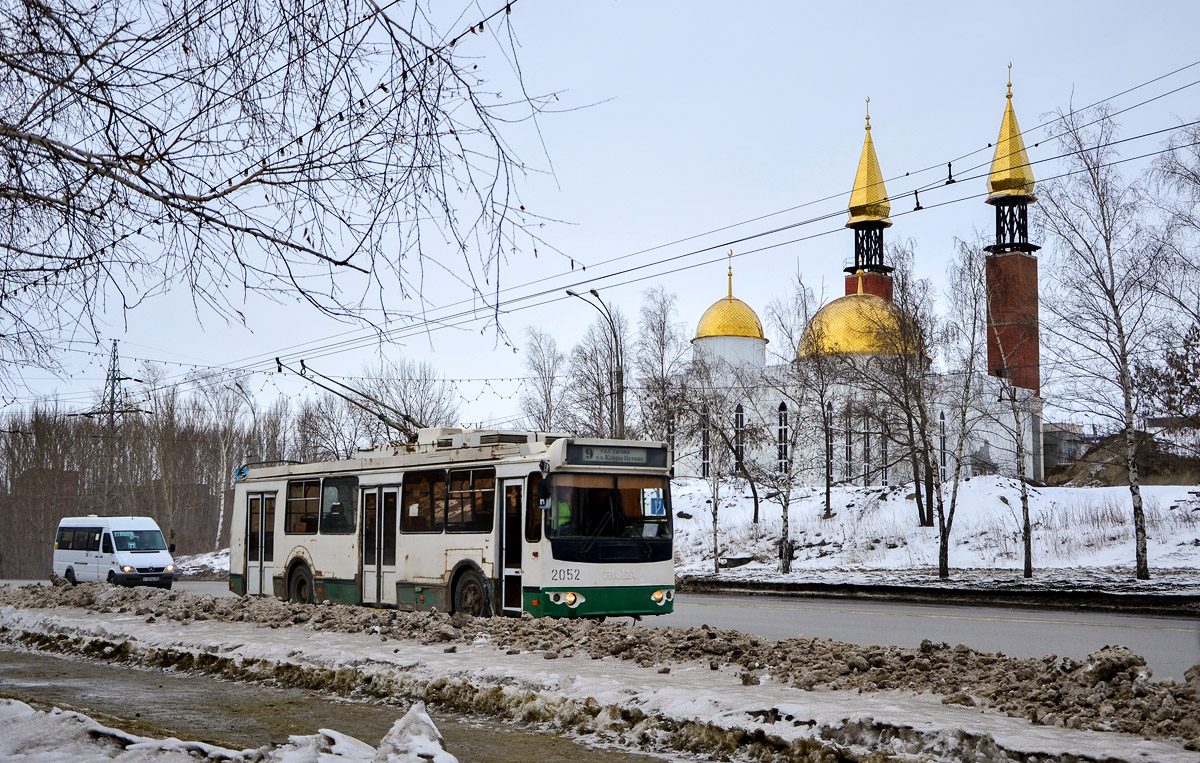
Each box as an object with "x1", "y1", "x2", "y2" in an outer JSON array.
[{"x1": 676, "y1": 83, "x2": 1044, "y2": 495}]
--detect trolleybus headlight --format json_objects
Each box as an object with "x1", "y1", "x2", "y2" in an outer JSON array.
[
  {"x1": 121, "y1": 565, "x2": 134, "y2": 573},
  {"x1": 651, "y1": 589, "x2": 671, "y2": 605},
  {"x1": 564, "y1": 591, "x2": 577, "y2": 606}
]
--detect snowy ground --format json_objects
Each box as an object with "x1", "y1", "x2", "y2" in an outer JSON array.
[
  {"x1": 671, "y1": 476, "x2": 1200, "y2": 593},
  {"x1": 1, "y1": 583, "x2": 1198, "y2": 762},
  {"x1": 0, "y1": 698, "x2": 456, "y2": 762}
]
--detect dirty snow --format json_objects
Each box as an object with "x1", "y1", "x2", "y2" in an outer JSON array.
[
  {"x1": 0, "y1": 697, "x2": 455, "y2": 762},
  {"x1": 1, "y1": 583, "x2": 1197, "y2": 761}
]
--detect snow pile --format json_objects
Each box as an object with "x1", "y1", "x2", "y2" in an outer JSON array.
[
  {"x1": 174, "y1": 548, "x2": 229, "y2": 578},
  {"x1": 1, "y1": 583, "x2": 1198, "y2": 760},
  {"x1": 0, "y1": 698, "x2": 456, "y2": 762},
  {"x1": 672, "y1": 475, "x2": 1200, "y2": 583}
]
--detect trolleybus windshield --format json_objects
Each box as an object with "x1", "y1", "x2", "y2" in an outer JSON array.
[{"x1": 545, "y1": 474, "x2": 671, "y2": 539}]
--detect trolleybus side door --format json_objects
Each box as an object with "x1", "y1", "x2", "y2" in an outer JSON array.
[
  {"x1": 245, "y1": 493, "x2": 276, "y2": 596},
  {"x1": 499, "y1": 478, "x2": 524, "y2": 615},
  {"x1": 361, "y1": 487, "x2": 399, "y2": 607}
]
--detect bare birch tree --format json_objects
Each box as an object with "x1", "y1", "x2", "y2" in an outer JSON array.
[
  {"x1": 634, "y1": 286, "x2": 689, "y2": 447},
  {"x1": 1037, "y1": 107, "x2": 1167, "y2": 580},
  {"x1": 519, "y1": 326, "x2": 568, "y2": 432}
]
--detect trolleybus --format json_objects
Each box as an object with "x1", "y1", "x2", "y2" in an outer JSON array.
[{"x1": 229, "y1": 428, "x2": 674, "y2": 618}]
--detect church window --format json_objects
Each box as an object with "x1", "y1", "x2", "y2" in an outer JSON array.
[
  {"x1": 733, "y1": 405, "x2": 745, "y2": 470},
  {"x1": 881, "y1": 422, "x2": 890, "y2": 487},
  {"x1": 939, "y1": 411, "x2": 948, "y2": 482},
  {"x1": 863, "y1": 426, "x2": 871, "y2": 486},
  {"x1": 777, "y1": 402, "x2": 789, "y2": 473},
  {"x1": 844, "y1": 407, "x2": 853, "y2": 482},
  {"x1": 701, "y1": 414, "x2": 711, "y2": 479}
]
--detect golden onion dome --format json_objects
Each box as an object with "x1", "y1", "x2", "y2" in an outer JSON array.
[
  {"x1": 798, "y1": 292, "x2": 910, "y2": 357},
  {"x1": 693, "y1": 258, "x2": 767, "y2": 342},
  {"x1": 987, "y1": 70, "x2": 1037, "y2": 204}
]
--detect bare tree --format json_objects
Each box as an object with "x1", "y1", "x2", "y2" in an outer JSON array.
[
  {"x1": 1038, "y1": 107, "x2": 1167, "y2": 580},
  {"x1": 634, "y1": 286, "x2": 689, "y2": 446},
  {"x1": 193, "y1": 374, "x2": 247, "y2": 552},
  {"x1": 564, "y1": 310, "x2": 630, "y2": 438},
  {"x1": 0, "y1": 0, "x2": 548, "y2": 388},
  {"x1": 519, "y1": 326, "x2": 568, "y2": 432},
  {"x1": 783, "y1": 276, "x2": 844, "y2": 519},
  {"x1": 360, "y1": 357, "x2": 460, "y2": 441}
]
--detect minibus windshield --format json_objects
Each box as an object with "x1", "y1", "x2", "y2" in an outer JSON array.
[{"x1": 111, "y1": 530, "x2": 168, "y2": 552}]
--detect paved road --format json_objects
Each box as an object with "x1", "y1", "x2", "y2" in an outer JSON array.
[{"x1": 644, "y1": 592, "x2": 1200, "y2": 681}]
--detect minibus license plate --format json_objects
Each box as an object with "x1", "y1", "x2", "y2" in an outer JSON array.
[{"x1": 143, "y1": 576, "x2": 159, "y2": 582}]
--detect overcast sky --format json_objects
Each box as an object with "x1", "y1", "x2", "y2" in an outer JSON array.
[{"x1": 16, "y1": 1, "x2": 1200, "y2": 427}]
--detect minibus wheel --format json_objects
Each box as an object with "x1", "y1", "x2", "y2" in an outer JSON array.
[
  {"x1": 453, "y1": 569, "x2": 490, "y2": 617},
  {"x1": 107, "y1": 571, "x2": 118, "y2": 586},
  {"x1": 64, "y1": 569, "x2": 77, "y2": 586}
]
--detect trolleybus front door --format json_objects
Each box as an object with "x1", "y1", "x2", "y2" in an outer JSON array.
[
  {"x1": 500, "y1": 479, "x2": 524, "y2": 615},
  {"x1": 361, "y1": 487, "x2": 398, "y2": 607},
  {"x1": 245, "y1": 493, "x2": 275, "y2": 596}
]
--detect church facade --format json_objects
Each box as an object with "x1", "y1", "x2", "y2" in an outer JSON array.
[{"x1": 676, "y1": 83, "x2": 1044, "y2": 493}]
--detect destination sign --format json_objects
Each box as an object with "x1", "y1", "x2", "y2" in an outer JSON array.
[{"x1": 566, "y1": 444, "x2": 668, "y2": 467}]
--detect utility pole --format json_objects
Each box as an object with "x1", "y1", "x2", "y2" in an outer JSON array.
[{"x1": 566, "y1": 289, "x2": 625, "y2": 439}]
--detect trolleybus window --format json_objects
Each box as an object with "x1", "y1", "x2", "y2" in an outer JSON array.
[
  {"x1": 400, "y1": 469, "x2": 446, "y2": 533},
  {"x1": 545, "y1": 474, "x2": 670, "y2": 539},
  {"x1": 446, "y1": 468, "x2": 495, "y2": 533},
  {"x1": 525, "y1": 473, "x2": 542, "y2": 543},
  {"x1": 286, "y1": 479, "x2": 320, "y2": 534},
  {"x1": 319, "y1": 476, "x2": 357, "y2": 534}
]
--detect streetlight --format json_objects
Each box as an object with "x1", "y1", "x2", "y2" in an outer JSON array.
[{"x1": 566, "y1": 289, "x2": 625, "y2": 439}]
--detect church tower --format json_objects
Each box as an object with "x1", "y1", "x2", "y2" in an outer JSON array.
[
  {"x1": 984, "y1": 70, "x2": 1040, "y2": 394},
  {"x1": 844, "y1": 101, "x2": 894, "y2": 301}
]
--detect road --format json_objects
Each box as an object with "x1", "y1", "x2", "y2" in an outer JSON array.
[
  {"x1": 644, "y1": 591, "x2": 1200, "y2": 681},
  {"x1": 6, "y1": 580, "x2": 1198, "y2": 680}
]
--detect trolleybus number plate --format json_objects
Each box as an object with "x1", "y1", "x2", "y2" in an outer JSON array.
[{"x1": 551, "y1": 568, "x2": 581, "y2": 582}]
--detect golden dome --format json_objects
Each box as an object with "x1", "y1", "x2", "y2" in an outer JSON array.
[
  {"x1": 847, "y1": 102, "x2": 892, "y2": 227},
  {"x1": 693, "y1": 258, "x2": 766, "y2": 342},
  {"x1": 799, "y1": 293, "x2": 909, "y2": 357},
  {"x1": 987, "y1": 73, "x2": 1037, "y2": 204},
  {"x1": 694, "y1": 296, "x2": 766, "y2": 341}
]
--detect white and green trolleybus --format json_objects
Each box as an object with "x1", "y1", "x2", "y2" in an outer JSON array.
[{"x1": 229, "y1": 428, "x2": 675, "y2": 618}]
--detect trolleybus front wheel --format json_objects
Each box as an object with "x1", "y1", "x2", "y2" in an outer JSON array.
[
  {"x1": 453, "y1": 569, "x2": 491, "y2": 617},
  {"x1": 289, "y1": 564, "x2": 314, "y2": 604}
]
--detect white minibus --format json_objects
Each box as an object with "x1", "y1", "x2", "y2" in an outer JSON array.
[{"x1": 53, "y1": 516, "x2": 178, "y2": 589}]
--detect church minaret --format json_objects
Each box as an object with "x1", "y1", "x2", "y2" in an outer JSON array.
[
  {"x1": 984, "y1": 68, "x2": 1040, "y2": 394},
  {"x1": 844, "y1": 99, "x2": 894, "y2": 301}
]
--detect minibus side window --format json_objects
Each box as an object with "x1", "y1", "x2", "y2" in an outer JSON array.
[
  {"x1": 84, "y1": 528, "x2": 102, "y2": 552},
  {"x1": 102, "y1": 533, "x2": 114, "y2": 554},
  {"x1": 56, "y1": 528, "x2": 75, "y2": 550}
]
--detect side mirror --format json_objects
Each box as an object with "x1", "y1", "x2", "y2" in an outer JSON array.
[{"x1": 169, "y1": 543, "x2": 176, "y2": 553}]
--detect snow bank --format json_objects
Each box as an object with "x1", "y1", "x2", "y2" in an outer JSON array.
[
  {"x1": 0, "y1": 698, "x2": 455, "y2": 762},
  {"x1": 673, "y1": 475, "x2": 1200, "y2": 588}
]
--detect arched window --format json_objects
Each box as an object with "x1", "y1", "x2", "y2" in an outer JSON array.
[
  {"x1": 939, "y1": 411, "x2": 948, "y2": 482},
  {"x1": 701, "y1": 412, "x2": 711, "y2": 479},
  {"x1": 733, "y1": 404, "x2": 745, "y2": 470},
  {"x1": 844, "y1": 404, "x2": 853, "y2": 482},
  {"x1": 881, "y1": 420, "x2": 890, "y2": 487},
  {"x1": 777, "y1": 402, "x2": 789, "y2": 473}
]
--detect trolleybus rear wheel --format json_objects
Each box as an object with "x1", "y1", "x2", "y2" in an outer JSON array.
[
  {"x1": 289, "y1": 564, "x2": 314, "y2": 604},
  {"x1": 453, "y1": 569, "x2": 490, "y2": 617}
]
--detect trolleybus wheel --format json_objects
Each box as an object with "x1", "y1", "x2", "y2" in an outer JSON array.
[
  {"x1": 64, "y1": 569, "x2": 77, "y2": 586},
  {"x1": 289, "y1": 564, "x2": 314, "y2": 604},
  {"x1": 453, "y1": 569, "x2": 490, "y2": 617}
]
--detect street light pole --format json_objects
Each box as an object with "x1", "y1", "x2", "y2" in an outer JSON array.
[{"x1": 566, "y1": 289, "x2": 625, "y2": 439}]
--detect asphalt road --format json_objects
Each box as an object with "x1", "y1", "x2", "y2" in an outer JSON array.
[{"x1": 643, "y1": 591, "x2": 1200, "y2": 681}]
